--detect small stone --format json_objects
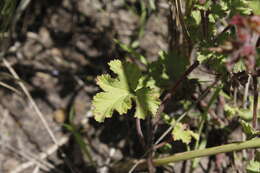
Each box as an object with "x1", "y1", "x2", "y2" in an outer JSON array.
[{"x1": 53, "y1": 109, "x2": 66, "y2": 124}]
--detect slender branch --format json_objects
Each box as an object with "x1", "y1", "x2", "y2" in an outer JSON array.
[
  {"x1": 147, "y1": 152, "x2": 155, "y2": 173},
  {"x1": 154, "y1": 79, "x2": 215, "y2": 147},
  {"x1": 128, "y1": 60, "x2": 200, "y2": 173},
  {"x1": 153, "y1": 60, "x2": 200, "y2": 124},
  {"x1": 154, "y1": 138, "x2": 260, "y2": 166},
  {"x1": 212, "y1": 25, "x2": 231, "y2": 43},
  {"x1": 112, "y1": 138, "x2": 260, "y2": 172}
]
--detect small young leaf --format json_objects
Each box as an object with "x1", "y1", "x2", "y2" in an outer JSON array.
[
  {"x1": 191, "y1": 10, "x2": 201, "y2": 25},
  {"x1": 172, "y1": 122, "x2": 199, "y2": 145},
  {"x1": 233, "y1": 60, "x2": 246, "y2": 73},
  {"x1": 240, "y1": 119, "x2": 255, "y2": 137},
  {"x1": 240, "y1": 120, "x2": 260, "y2": 139}
]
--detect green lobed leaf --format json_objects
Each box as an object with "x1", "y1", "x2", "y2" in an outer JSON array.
[
  {"x1": 92, "y1": 59, "x2": 160, "y2": 122},
  {"x1": 172, "y1": 122, "x2": 199, "y2": 145},
  {"x1": 92, "y1": 60, "x2": 141, "y2": 122}
]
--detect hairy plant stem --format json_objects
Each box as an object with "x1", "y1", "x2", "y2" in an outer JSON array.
[
  {"x1": 154, "y1": 138, "x2": 260, "y2": 166},
  {"x1": 112, "y1": 138, "x2": 260, "y2": 172}
]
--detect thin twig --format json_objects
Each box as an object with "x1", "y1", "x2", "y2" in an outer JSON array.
[
  {"x1": 0, "y1": 81, "x2": 22, "y2": 95},
  {"x1": 147, "y1": 153, "x2": 155, "y2": 173},
  {"x1": 113, "y1": 138, "x2": 260, "y2": 172},
  {"x1": 148, "y1": 60, "x2": 199, "y2": 171},
  {"x1": 153, "y1": 60, "x2": 199, "y2": 124},
  {"x1": 154, "y1": 79, "x2": 215, "y2": 146},
  {"x1": 252, "y1": 75, "x2": 258, "y2": 129},
  {"x1": 212, "y1": 25, "x2": 231, "y2": 43},
  {"x1": 128, "y1": 160, "x2": 145, "y2": 173},
  {"x1": 136, "y1": 118, "x2": 146, "y2": 148},
  {"x1": 152, "y1": 141, "x2": 168, "y2": 151},
  {"x1": 129, "y1": 61, "x2": 200, "y2": 173}
]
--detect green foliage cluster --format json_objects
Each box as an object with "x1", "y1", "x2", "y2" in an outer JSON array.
[{"x1": 91, "y1": 0, "x2": 260, "y2": 172}]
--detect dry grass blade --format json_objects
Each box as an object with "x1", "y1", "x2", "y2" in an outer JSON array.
[
  {"x1": 2, "y1": 58, "x2": 59, "y2": 146},
  {"x1": 0, "y1": 81, "x2": 22, "y2": 95}
]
